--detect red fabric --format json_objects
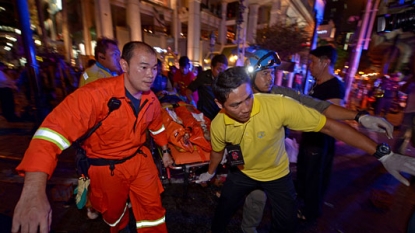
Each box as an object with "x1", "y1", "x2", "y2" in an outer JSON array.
[
  {"x1": 89, "y1": 147, "x2": 167, "y2": 232},
  {"x1": 161, "y1": 108, "x2": 194, "y2": 152},
  {"x1": 169, "y1": 143, "x2": 210, "y2": 164},
  {"x1": 173, "y1": 70, "x2": 198, "y2": 102},
  {"x1": 174, "y1": 104, "x2": 212, "y2": 152},
  {"x1": 17, "y1": 74, "x2": 168, "y2": 177},
  {"x1": 16, "y1": 74, "x2": 168, "y2": 231}
]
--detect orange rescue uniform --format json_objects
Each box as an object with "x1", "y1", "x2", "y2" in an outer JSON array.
[{"x1": 16, "y1": 74, "x2": 168, "y2": 233}]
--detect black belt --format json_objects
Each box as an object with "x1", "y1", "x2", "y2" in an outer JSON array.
[{"x1": 88, "y1": 149, "x2": 144, "y2": 176}]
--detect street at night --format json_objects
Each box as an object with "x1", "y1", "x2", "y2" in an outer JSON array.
[{"x1": 1, "y1": 112, "x2": 415, "y2": 233}]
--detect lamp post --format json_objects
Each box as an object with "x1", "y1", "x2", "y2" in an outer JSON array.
[
  {"x1": 235, "y1": 0, "x2": 246, "y2": 66},
  {"x1": 210, "y1": 31, "x2": 216, "y2": 59}
]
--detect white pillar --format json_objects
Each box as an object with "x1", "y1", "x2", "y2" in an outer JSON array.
[
  {"x1": 127, "y1": 0, "x2": 142, "y2": 41},
  {"x1": 94, "y1": 0, "x2": 101, "y2": 37},
  {"x1": 172, "y1": 0, "x2": 180, "y2": 53},
  {"x1": 287, "y1": 72, "x2": 294, "y2": 88},
  {"x1": 276, "y1": 70, "x2": 283, "y2": 86},
  {"x1": 187, "y1": 0, "x2": 201, "y2": 63},
  {"x1": 345, "y1": 0, "x2": 373, "y2": 102},
  {"x1": 219, "y1": 2, "x2": 228, "y2": 45},
  {"x1": 95, "y1": 0, "x2": 113, "y2": 39},
  {"x1": 241, "y1": 5, "x2": 248, "y2": 58},
  {"x1": 269, "y1": 0, "x2": 288, "y2": 26},
  {"x1": 62, "y1": 0, "x2": 71, "y2": 62},
  {"x1": 247, "y1": 4, "x2": 259, "y2": 44},
  {"x1": 81, "y1": 0, "x2": 92, "y2": 55},
  {"x1": 269, "y1": 0, "x2": 280, "y2": 26}
]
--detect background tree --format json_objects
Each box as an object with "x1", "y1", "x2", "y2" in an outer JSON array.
[{"x1": 256, "y1": 21, "x2": 311, "y2": 61}]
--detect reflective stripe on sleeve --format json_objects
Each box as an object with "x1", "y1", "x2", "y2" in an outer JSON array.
[
  {"x1": 149, "y1": 125, "x2": 165, "y2": 135},
  {"x1": 33, "y1": 127, "x2": 71, "y2": 150},
  {"x1": 136, "y1": 216, "x2": 165, "y2": 229}
]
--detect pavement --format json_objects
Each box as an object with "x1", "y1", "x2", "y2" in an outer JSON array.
[{"x1": 1, "y1": 111, "x2": 415, "y2": 233}]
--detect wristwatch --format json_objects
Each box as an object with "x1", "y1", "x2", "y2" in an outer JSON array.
[
  {"x1": 373, "y1": 143, "x2": 391, "y2": 159},
  {"x1": 354, "y1": 110, "x2": 370, "y2": 122},
  {"x1": 161, "y1": 148, "x2": 171, "y2": 154}
]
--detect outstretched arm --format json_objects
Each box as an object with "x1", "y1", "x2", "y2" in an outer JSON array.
[
  {"x1": 12, "y1": 172, "x2": 51, "y2": 233},
  {"x1": 271, "y1": 86, "x2": 393, "y2": 138},
  {"x1": 320, "y1": 118, "x2": 415, "y2": 186},
  {"x1": 324, "y1": 105, "x2": 393, "y2": 138}
]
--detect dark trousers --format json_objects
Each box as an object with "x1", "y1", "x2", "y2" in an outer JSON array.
[
  {"x1": 211, "y1": 169, "x2": 297, "y2": 233},
  {"x1": 296, "y1": 137, "x2": 335, "y2": 220},
  {"x1": 374, "y1": 97, "x2": 393, "y2": 116},
  {"x1": 0, "y1": 88, "x2": 17, "y2": 121}
]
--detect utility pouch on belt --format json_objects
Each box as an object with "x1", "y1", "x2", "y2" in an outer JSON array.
[
  {"x1": 75, "y1": 147, "x2": 90, "y2": 177},
  {"x1": 225, "y1": 144, "x2": 245, "y2": 166}
]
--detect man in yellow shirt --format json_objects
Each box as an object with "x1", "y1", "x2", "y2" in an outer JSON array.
[
  {"x1": 79, "y1": 37, "x2": 121, "y2": 87},
  {"x1": 197, "y1": 67, "x2": 415, "y2": 233}
]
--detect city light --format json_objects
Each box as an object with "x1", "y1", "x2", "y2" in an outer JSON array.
[
  {"x1": 4, "y1": 46, "x2": 11, "y2": 51},
  {"x1": 6, "y1": 43, "x2": 13, "y2": 47},
  {"x1": 79, "y1": 43, "x2": 85, "y2": 55},
  {"x1": 229, "y1": 55, "x2": 238, "y2": 63},
  {"x1": 5, "y1": 35, "x2": 16, "y2": 42},
  {"x1": 153, "y1": 47, "x2": 167, "y2": 53},
  {"x1": 34, "y1": 40, "x2": 42, "y2": 45},
  {"x1": 247, "y1": 66, "x2": 254, "y2": 73}
]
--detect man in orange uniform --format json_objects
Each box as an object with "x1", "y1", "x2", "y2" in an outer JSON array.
[{"x1": 11, "y1": 42, "x2": 173, "y2": 233}]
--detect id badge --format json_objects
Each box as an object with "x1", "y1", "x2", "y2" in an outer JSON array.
[{"x1": 226, "y1": 144, "x2": 245, "y2": 166}]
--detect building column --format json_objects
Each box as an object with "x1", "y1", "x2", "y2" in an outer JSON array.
[
  {"x1": 81, "y1": 0, "x2": 92, "y2": 55},
  {"x1": 219, "y1": 1, "x2": 228, "y2": 45},
  {"x1": 94, "y1": 0, "x2": 101, "y2": 37},
  {"x1": 172, "y1": 0, "x2": 180, "y2": 53},
  {"x1": 269, "y1": 0, "x2": 288, "y2": 26},
  {"x1": 62, "y1": 0, "x2": 71, "y2": 62},
  {"x1": 94, "y1": 0, "x2": 113, "y2": 39},
  {"x1": 247, "y1": 4, "x2": 259, "y2": 44},
  {"x1": 276, "y1": 70, "x2": 283, "y2": 86},
  {"x1": 127, "y1": 0, "x2": 142, "y2": 41},
  {"x1": 187, "y1": 0, "x2": 201, "y2": 64}
]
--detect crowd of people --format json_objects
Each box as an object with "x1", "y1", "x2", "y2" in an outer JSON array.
[{"x1": 7, "y1": 38, "x2": 415, "y2": 233}]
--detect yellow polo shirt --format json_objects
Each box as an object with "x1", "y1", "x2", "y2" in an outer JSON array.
[{"x1": 210, "y1": 93, "x2": 326, "y2": 181}]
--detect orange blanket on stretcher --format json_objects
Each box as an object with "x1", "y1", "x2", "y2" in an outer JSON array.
[{"x1": 161, "y1": 102, "x2": 212, "y2": 164}]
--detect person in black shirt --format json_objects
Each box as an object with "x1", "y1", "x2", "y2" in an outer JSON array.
[
  {"x1": 185, "y1": 54, "x2": 228, "y2": 120},
  {"x1": 297, "y1": 45, "x2": 345, "y2": 222}
]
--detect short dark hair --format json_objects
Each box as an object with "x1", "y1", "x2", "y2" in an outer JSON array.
[
  {"x1": 213, "y1": 67, "x2": 250, "y2": 104},
  {"x1": 121, "y1": 41, "x2": 156, "y2": 64},
  {"x1": 179, "y1": 56, "x2": 190, "y2": 67},
  {"x1": 94, "y1": 37, "x2": 118, "y2": 60},
  {"x1": 211, "y1": 54, "x2": 228, "y2": 67},
  {"x1": 310, "y1": 45, "x2": 337, "y2": 67}
]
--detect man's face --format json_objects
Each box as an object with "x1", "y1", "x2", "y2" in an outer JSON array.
[
  {"x1": 100, "y1": 43, "x2": 121, "y2": 73},
  {"x1": 308, "y1": 55, "x2": 327, "y2": 80},
  {"x1": 219, "y1": 83, "x2": 254, "y2": 123},
  {"x1": 254, "y1": 68, "x2": 275, "y2": 93},
  {"x1": 121, "y1": 49, "x2": 158, "y2": 94},
  {"x1": 180, "y1": 64, "x2": 190, "y2": 75},
  {"x1": 211, "y1": 62, "x2": 227, "y2": 78}
]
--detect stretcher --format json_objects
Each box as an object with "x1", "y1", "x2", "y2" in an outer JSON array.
[{"x1": 152, "y1": 98, "x2": 212, "y2": 195}]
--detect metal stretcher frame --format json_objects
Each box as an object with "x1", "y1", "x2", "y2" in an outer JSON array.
[{"x1": 153, "y1": 143, "x2": 211, "y2": 197}]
